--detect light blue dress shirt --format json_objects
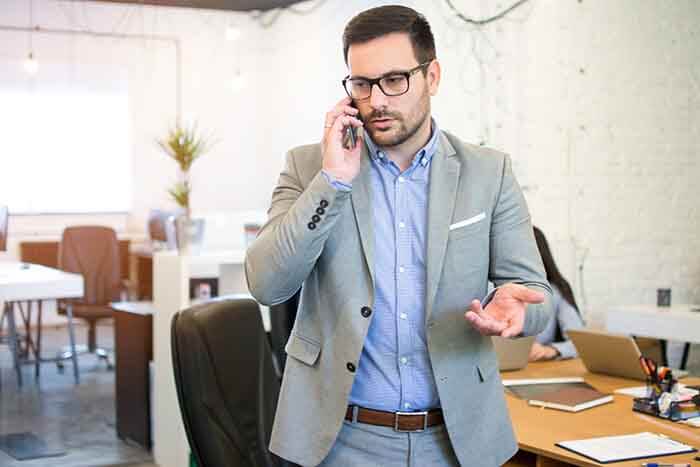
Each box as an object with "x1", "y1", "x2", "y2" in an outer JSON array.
[{"x1": 324, "y1": 120, "x2": 441, "y2": 412}]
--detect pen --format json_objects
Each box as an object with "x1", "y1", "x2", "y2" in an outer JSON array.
[{"x1": 641, "y1": 463, "x2": 690, "y2": 467}]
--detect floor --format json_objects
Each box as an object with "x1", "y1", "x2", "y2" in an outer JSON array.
[{"x1": 0, "y1": 322, "x2": 156, "y2": 467}]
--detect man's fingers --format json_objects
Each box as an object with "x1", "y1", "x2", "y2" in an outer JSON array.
[
  {"x1": 505, "y1": 284, "x2": 545, "y2": 304},
  {"x1": 329, "y1": 115, "x2": 363, "y2": 136},
  {"x1": 500, "y1": 308, "x2": 524, "y2": 338},
  {"x1": 469, "y1": 299, "x2": 482, "y2": 313},
  {"x1": 325, "y1": 105, "x2": 359, "y2": 126},
  {"x1": 465, "y1": 309, "x2": 506, "y2": 336}
]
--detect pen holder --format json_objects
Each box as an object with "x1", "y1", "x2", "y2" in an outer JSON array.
[{"x1": 633, "y1": 377, "x2": 700, "y2": 421}]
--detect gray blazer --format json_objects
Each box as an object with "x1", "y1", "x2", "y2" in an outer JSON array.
[{"x1": 245, "y1": 130, "x2": 552, "y2": 467}]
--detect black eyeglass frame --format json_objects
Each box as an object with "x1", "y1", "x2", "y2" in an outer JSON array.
[{"x1": 342, "y1": 60, "x2": 432, "y2": 101}]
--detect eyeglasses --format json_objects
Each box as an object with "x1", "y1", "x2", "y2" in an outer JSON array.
[{"x1": 342, "y1": 61, "x2": 432, "y2": 101}]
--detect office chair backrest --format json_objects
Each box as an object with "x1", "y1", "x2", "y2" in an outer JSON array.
[
  {"x1": 58, "y1": 226, "x2": 121, "y2": 305},
  {"x1": 172, "y1": 297, "x2": 291, "y2": 467},
  {"x1": 0, "y1": 206, "x2": 8, "y2": 252},
  {"x1": 268, "y1": 290, "x2": 300, "y2": 374}
]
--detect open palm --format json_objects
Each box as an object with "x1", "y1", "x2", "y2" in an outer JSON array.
[{"x1": 464, "y1": 283, "x2": 544, "y2": 338}]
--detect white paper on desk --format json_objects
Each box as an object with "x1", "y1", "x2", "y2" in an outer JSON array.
[
  {"x1": 614, "y1": 386, "x2": 649, "y2": 398},
  {"x1": 614, "y1": 385, "x2": 699, "y2": 398},
  {"x1": 556, "y1": 432, "x2": 695, "y2": 463}
]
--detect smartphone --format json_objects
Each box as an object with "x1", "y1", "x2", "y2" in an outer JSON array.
[{"x1": 343, "y1": 101, "x2": 360, "y2": 150}]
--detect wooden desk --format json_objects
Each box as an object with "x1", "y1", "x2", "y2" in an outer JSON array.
[
  {"x1": 503, "y1": 359, "x2": 700, "y2": 467},
  {"x1": 112, "y1": 301, "x2": 154, "y2": 449}
]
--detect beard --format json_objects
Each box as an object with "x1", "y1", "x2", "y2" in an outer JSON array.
[{"x1": 364, "y1": 87, "x2": 431, "y2": 148}]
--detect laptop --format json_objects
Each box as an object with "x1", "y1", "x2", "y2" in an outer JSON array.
[
  {"x1": 492, "y1": 336, "x2": 535, "y2": 371},
  {"x1": 568, "y1": 329, "x2": 688, "y2": 380}
]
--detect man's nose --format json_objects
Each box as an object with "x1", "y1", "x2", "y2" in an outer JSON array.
[{"x1": 369, "y1": 83, "x2": 388, "y2": 109}]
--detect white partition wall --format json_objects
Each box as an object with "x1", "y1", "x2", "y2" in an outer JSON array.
[{"x1": 152, "y1": 251, "x2": 190, "y2": 467}]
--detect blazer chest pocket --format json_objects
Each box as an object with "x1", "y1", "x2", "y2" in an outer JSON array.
[
  {"x1": 449, "y1": 213, "x2": 488, "y2": 242},
  {"x1": 285, "y1": 334, "x2": 321, "y2": 367}
]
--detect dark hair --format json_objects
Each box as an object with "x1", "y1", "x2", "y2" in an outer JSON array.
[
  {"x1": 533, "y1": 226, "x2": 579, "y2": 313},
  {"x1": 342, "y1": 5, "x2": 436, "y2": 67}
]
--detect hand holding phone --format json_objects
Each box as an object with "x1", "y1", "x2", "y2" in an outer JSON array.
[{"x1": 322, "y1": 97, "x2": 363, "y2": 184}]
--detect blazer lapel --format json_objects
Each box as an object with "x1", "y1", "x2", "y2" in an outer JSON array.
[
  {"x1": 426, "y1": 132, "x2": 460, "y2": 322},
  {"x1": 350, "y1": 143, "x2": 375, "y2": 287}
]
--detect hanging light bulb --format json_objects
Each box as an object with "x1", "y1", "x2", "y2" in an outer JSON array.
[
  {"x1": 23, "y1": 51, "x2": 39, "y2": 74},
  {"x1": 23, "y1": 0, "x2": 38, "y2": 74}
]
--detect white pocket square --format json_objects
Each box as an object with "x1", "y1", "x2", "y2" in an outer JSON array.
[{"x1": 449, "y1": 212, "x2": 486, "y2": 231}]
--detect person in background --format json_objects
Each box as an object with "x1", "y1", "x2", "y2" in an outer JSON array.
[{"x1": 530, "y1": 226, "x2": 585, "y2": 361}]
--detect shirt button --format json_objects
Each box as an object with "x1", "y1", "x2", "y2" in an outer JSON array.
[
  {"x1": 316, "y1": 207, "x2": 325, "y2": 215},
  {"x1": 346, "y1": 362, "x2": 356, "y2": 373},
  {"x1": 404, "y1": 402, "x2": 411, "y2": 409},
  {"x1": 307, "y1": 222, "x2": 316, "y2": 230},
  {"x1": 400, "y1": 357, "x2": 408, "y2": 365},
  {"x1": 399, "y1": 266, "x2": 405, "y2": 273},
  {"x1": 320, "y1": 199, "x2": 329, "y2": 208},
  {"x1": 360, "y1": 306, "x2": 372, "y2": 318},
  {"x1": 312, "y1": 214, "x2": 321, "y2": 223},
  {"x1": 398, "y1": 177, "x2": 405, "y2": 183},
  {"x1": 398, "y1": 222, "x2": 405, "y2": 229},
  {"x1": 400, "y1": 313, "x2": 407, "y2": 320}
]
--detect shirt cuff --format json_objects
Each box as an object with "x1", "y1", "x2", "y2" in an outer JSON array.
[
  {"x1": 321, "y1": 170, "x2": 352, "y2": 192},
  {"x1": 550, "y1": 341, "x2": 577, "y2": 360}
]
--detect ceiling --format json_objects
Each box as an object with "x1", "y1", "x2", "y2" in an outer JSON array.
[{"x1": 90, "y1": 0, "x2": 307, "y2": 12}]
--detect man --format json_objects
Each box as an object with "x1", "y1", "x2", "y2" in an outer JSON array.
[{"x1": 245, "y1": 5, "x2": 552, "y2": 466}]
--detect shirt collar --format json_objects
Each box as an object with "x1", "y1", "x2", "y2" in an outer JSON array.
[{"x1": 365, "y1": 118, "x2": 440, "y2": 168}]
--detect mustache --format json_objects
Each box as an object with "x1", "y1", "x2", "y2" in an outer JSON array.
[{"x1": 367, "y1": 110, "x2": 401, "y2": 121}]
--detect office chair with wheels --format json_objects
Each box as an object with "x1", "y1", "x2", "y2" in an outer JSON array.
[
  {"x1": 56, "y1": 226, "x2": 123, "y2": 370},
  {"x1": 172, "y1": 297, "x2": 295, "y2": 467}
]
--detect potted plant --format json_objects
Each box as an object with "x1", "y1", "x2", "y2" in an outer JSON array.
[{"x1": 157, "y1": 122, "x2": 212, "y2": 254}]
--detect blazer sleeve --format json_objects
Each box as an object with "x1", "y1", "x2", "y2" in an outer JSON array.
[
  {"x1": 244, "y1": 148, "x2": 352, "y2": 306},
  {"x1": 487, "y1": 155, "x2": 553, "y2": 336}
]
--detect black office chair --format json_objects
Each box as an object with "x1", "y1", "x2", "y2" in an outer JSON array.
[
  {"x1": 268, "y1": 290, "x2": 299, "y2": 375},
  {"x1": 171, "y1": 297, "x2": 295, "y2": 467}
]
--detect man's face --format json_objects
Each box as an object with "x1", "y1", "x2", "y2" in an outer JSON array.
[{"x1": 347, "y1": 32, "x2": 440, "y2": 148}]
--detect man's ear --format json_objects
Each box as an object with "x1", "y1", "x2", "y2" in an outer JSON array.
[{"x1": 427, "y1": 60, "x2": 441, "y2": 96}]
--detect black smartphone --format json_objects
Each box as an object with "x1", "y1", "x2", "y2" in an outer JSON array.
[{"x1": 343, "y1": 101, "x2": 360, "y2": 150}]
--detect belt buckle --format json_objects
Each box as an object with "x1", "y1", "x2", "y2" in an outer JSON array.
[{"x1": 394, "y1": 411, "x2": 428, "y2": 432}]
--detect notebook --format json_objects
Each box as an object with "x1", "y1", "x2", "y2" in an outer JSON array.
[
  {"x1": 527, "y1": 385, "x2": 613, "y2": 412},
  {"x1": 556, "y1": 432, "x2": 696, "y2": 464}
]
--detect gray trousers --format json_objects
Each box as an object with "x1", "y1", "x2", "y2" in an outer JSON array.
[{"x1": 315, "y1": 420, "x2": 460, "y2": 467}]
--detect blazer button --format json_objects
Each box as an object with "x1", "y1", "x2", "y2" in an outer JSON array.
[
  {"x1": 360, "y1": 306, "x2": 372, "y2": 318},
  {"x1": 316, "y1": 207, "x2": 325, "y2": 215},
  {"x1": 320, "y1": 199, "x2": 329, "y2": 208},
  {"x1": 346, "y1": 362, "x2": 356, "y2": 373},
  {"x1": 312, "y1": 214, "x2": 321, "y2": 223},
  {"x1": 308, "y1": 222, "x2": 316, "y2": 230}
]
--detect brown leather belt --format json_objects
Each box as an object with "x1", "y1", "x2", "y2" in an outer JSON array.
[{"x1": 345, "y1": 405, "x2": 444, "y2": 432}]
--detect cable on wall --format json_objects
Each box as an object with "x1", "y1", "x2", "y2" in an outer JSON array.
[
  {"x1": 250, "y1": 0, "x2": 328, "y2": 29},
  {"x1": 444, "y1": 0, "x2": 531, "y2": 26}
]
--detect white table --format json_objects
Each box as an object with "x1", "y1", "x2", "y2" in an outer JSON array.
[
  {"x1": 605, "y1": 304, "x2": 700, "y2": 369},
  {"x1": 606, "y1": 304, "x2": 700, "y2": 343},
  {"x1": 0, "y1": 262, "x2": 84, "y2": 385}
]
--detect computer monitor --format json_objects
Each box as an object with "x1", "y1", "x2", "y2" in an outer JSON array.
[{"x1": 0, "y1": 206, "x2": 8, "y2": 252}]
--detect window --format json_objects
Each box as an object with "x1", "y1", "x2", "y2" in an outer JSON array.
[{"x1": 0, "y1": 61, "x2": 131, "y2": 214}]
